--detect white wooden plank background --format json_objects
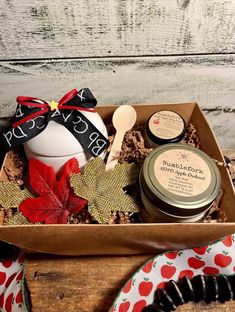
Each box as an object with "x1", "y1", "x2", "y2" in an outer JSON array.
[
  {"x1": 0, "y1": 54, "x2": 234, "y2": 149},
  {"x1": 0, "y1": 0, "x2": 235, "y2": 59},
  {"x1": 0, "y1": 0, "x2": 234, "y2": 149}
]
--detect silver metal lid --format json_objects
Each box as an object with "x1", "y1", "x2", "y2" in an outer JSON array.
[{"x1": 141, "y1": 144, "x2": 221, "y2": 216}]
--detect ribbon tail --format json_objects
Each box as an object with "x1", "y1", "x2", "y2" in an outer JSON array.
[
  {"x1": 2, "y1": 117, "x2": 48, "y2": 153},
  {"x1": 59, "y1": 88, "x2": 97, "y2": 110},
  {"x1": 60, "y1": 111, "x2": 109, "y2": 157}
]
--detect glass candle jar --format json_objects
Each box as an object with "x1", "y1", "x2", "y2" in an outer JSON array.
[
  {"x1": 139, "y1": 144, "x2": 221, "y2": 223},
  {"x1": 146, "y1": 110, "x2": 186, "y2": 147}
]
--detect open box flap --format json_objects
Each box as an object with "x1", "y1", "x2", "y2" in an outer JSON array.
[{"x1": 1, "y1": 223, "x2": 235, "y2": 256}]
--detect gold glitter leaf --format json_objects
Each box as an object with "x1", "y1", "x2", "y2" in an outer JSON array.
[
  {"x1": 70, "y1": 157, "x2": 139, "y2": 224},
  {"x1": 0, "y1": 182, "x2": 34, "y2": 209}
]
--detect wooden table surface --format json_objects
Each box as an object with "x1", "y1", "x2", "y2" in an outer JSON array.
[
  {"x1": 26, "y1": 254, "x2": 150, "y2": 311},
  {"x1": 25, "y1": 150, "x2": 235, "y2": 312},
  {"x1": 25, "y1": 254, "x2": 235, "y2": 312}
]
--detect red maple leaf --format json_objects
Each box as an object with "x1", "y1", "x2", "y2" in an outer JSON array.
[{"x1": 19, "y1": 158, "x2": 87, "y2": 224}]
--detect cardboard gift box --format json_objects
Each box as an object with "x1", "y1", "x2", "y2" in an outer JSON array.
[{"x1": 0, "y1": 102, "x2": 234, "y2": 256}]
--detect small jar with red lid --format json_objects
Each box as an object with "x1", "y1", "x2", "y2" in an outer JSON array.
[{"x1": 146, "y1": 110, "x2": 186, "y2": 147}]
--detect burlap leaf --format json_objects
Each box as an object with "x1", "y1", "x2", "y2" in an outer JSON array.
[
  {"x1": 5, "y1": 211, "x2": 31, "y2": 225},
  {"x1": 70, "y1": 157, "x2": 139, "y2": 224},
  {"x1": 0, "y1": 182, "x2": 34, "y2": 209}
]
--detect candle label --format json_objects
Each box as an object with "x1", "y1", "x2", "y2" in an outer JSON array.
[
  {"x1": 149, "y1": 111, "x2": 184, "y2": 139},
  {"x1": 154, "y1": 149, "x2": 211, "y2": 196}
]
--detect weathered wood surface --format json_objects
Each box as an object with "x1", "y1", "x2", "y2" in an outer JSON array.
[
  {"x1": 0, "y1": 55, "x2": 234, "y2": 148},
  {"x1": 0, "y1": 0, "x2": 235, "y2": 59},
  {"x1": 25, "y1": 253, "x2": 235, "y2": 312},
  {"x1": 26, "y1": 254, "x2": 150, "y2": 312}
]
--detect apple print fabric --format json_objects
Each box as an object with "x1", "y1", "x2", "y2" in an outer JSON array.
[
  {"x1": 110, "y1": 234, "x2": 235, "y2": 312},
  {"x1": 0, "y1": 253, "x2": 25, "y2": 312}
]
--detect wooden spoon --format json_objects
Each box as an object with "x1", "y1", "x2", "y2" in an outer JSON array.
[{"x1": 106, "y1": 105, "x2": 136, "y2": 171}]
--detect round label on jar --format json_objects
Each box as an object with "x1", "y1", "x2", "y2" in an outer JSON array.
[
  {"x1": 149, "y1": 111, "x2": 184, "y2": 140},
  {"x1": 154, "y1": 149, "x2": 211, "y2": 197}
]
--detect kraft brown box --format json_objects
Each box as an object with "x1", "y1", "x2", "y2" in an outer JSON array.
[{"x1": 0, "y1": 103, "x2": 234, "y2": 256}]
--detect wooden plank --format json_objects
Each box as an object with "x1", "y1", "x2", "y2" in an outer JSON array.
[
  {"x1": 0, "y1": 54, "x2": 234, "y2": 149},
  {"x1": 25, "y1": 254, "x2": 235, "y2": 312},
  {"x1": 25, "y1": 254, "x2": 151, "y2": 312},
  {"x1": 0, "y1": 0, "x2": 235, "y2": 59}
]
